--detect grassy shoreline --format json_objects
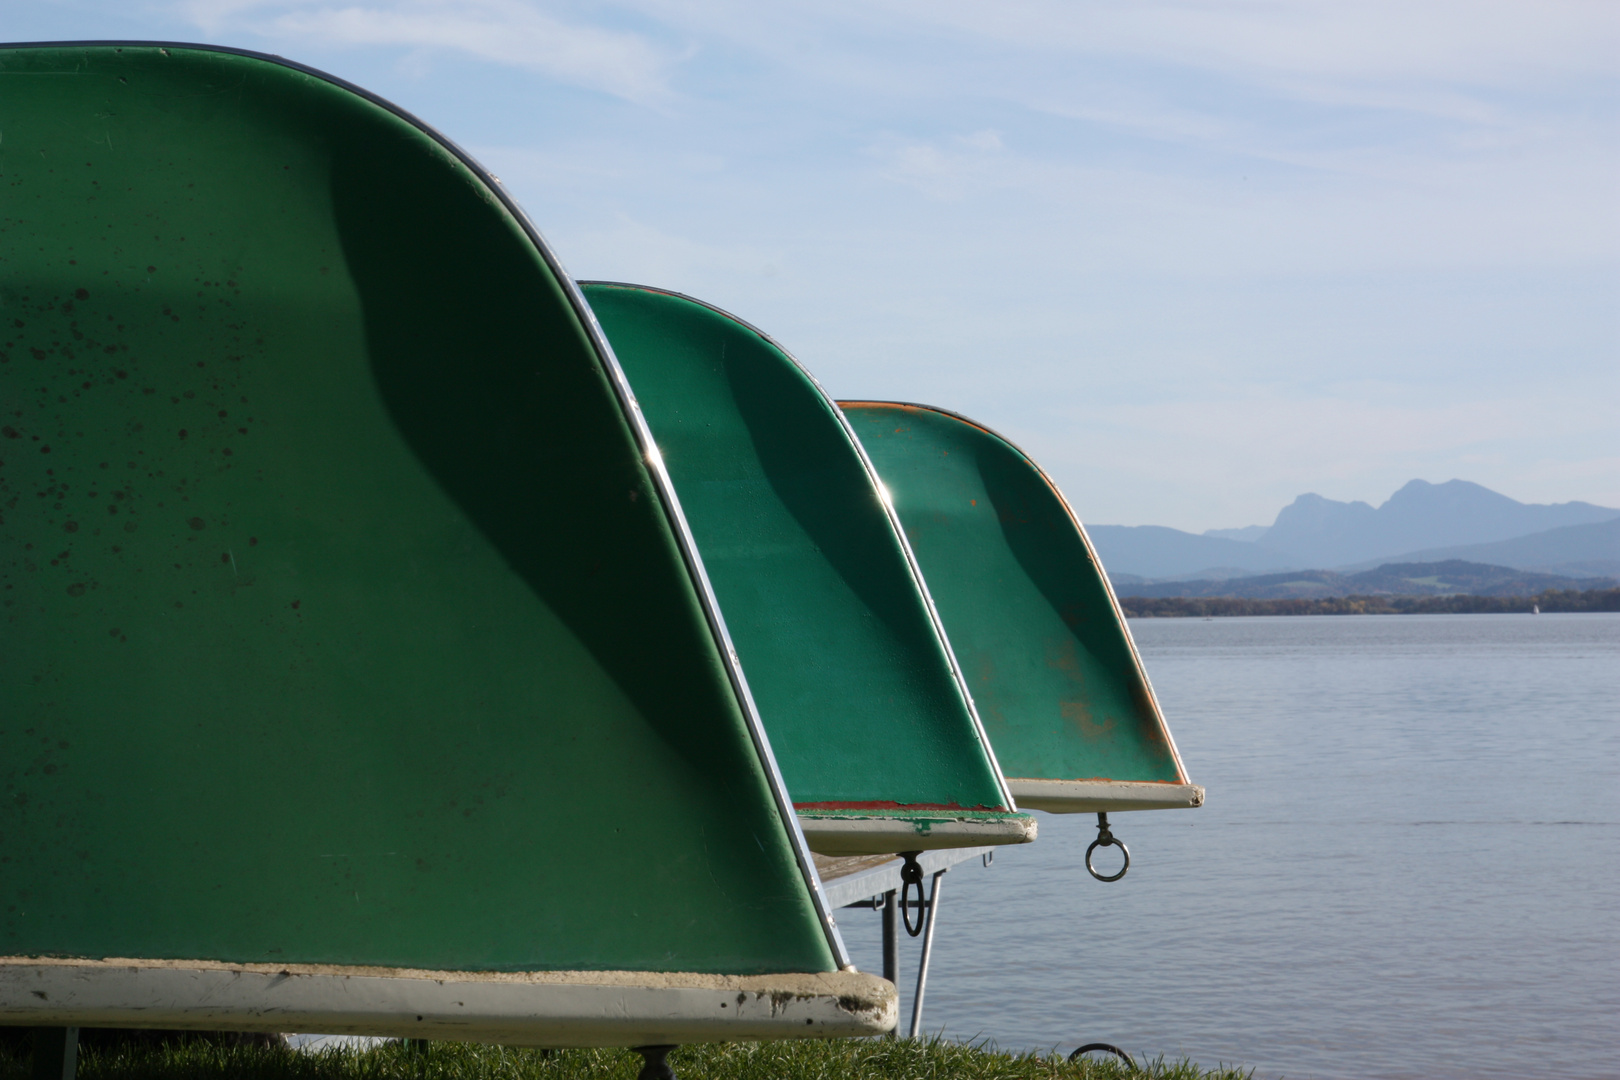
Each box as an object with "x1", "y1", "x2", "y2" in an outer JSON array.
[{"x1": 1, "y1": 1036, "x2": 1252, "y2": 1080}]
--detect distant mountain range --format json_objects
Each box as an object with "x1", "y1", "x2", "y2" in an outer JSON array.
[
  {"x1": 1090, "y1": 480, "x2": 1620, "y2": 581},
  {"x1": 1115, "y1": 560, "x2": 1615, "y2": 601},
  {"x1": 1336, "y1": 518, "x2": 1620, "y2": 579}
]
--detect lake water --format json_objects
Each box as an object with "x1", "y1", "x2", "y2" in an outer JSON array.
[{"x1": 837, "y1": 614, "x2": 1620, "y2": 1080}]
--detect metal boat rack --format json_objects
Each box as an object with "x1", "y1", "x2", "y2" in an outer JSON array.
[{"x1": 818, "y1": 848, "x2": 995, "y2": 1039}]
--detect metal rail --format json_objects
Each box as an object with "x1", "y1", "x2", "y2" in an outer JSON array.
[{"x1": 835, "y1": 847, "x2": 994, "y2": 1039}]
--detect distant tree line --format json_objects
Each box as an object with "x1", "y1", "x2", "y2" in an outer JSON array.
[{"x1": 1118, "y1": 587, "x2": 1620, "y2": 619}]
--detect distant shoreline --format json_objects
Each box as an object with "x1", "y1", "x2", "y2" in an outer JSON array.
[{"x1": 1119, "y1": 587, "x2": 1620, "y2": 618}]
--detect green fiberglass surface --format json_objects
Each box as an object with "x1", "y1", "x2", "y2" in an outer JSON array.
[
  {"x1": 840, "y1": 403, "x2": 1190, "y2": 794},
  {"x1": 0, "y1": 44, "x2": 836, "y2": 975},
  {"x1": 582, "y1": 285, "x2": 1020, "y2": 829}
]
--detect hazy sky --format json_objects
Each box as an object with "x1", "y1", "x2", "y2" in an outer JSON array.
[{"x1": 11, "y1": 1, "x2": 1619, "y2": 529}]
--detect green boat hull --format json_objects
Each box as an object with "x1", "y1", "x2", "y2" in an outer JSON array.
[
  {"x1": 840, "y1": 403, "x2": 1202, "y2": 813},
  {"x1": 0, "y1": 42, "x2": 892, "y2": 1045},
  {"x1": 583, "y1": 285, "x2": 1033, "y2": 855}
]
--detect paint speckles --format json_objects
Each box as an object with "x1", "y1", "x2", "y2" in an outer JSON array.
[{"x1": 187, "y1": 517, "x2": 205, "y2": 530}]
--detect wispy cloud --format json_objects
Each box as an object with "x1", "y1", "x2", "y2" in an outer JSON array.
[
  {"x1": 142, "y1": 0, "x2": 1619, "y2": 524},
  {"x1": 877, "y1": 0, "x2": 1619, "y2": 96},
  {"x1": 865, "y1": 130, "x2": 1007, "y2": 201},
  {"x1": 1029, "y1": 386, "x2": 1620, "y2": 530},
  {"x1": 177, "y1": 0, "x2": 676, "y2": 103}
]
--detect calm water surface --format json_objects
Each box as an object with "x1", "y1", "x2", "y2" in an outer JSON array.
[{"x1": 838, "y1": 614, "x2": 1620, "y2": 1080}]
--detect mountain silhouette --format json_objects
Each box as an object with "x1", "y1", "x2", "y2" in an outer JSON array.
[
  {"x1": 1089, "y1": 480, "x2": 1619, "y2": 580},
  {"x1": 1338, "y1": 517, "x2": 1620, "y2": 578},
  {"x1": 1257, "y1": 480, "x2": 1619, "y2": 567}
]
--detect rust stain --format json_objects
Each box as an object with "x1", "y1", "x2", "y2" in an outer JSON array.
[
  {"x1": 1044, "y1": 635, "x2": 1085, "y2": 677},
  {"x1": 1060, "y1": 699, "x2": 1115, "y2": 740},
  {"x1": 1132, "y1": 681, "x2": 1168, "y2": 745},
  {"x1": 793, "y1": 800, "x2": 1008, "y2": 812}
]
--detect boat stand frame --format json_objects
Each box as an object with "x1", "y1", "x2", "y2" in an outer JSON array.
[
  {"x1": 841, "y1": 848, "x2": 991, "y2": 1039},
  {"x1": 29, "y1": 1027, "x2": 78, "y2": 1080}
]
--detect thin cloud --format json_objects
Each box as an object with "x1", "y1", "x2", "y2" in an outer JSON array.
[
  {"x1": 878, "y1": 0, "x2": 1619, "y2": 92},
  {"x1": 1029, "y1": 389, "x2": 1620, "y2": 530},
  {"x1": 177, "y1": 0, "x2": 676, "y2": 104},
  {"x1": 148, "y1": 0, "x2": 1618, "y2": 524},
  {"x1": 866, "y1": 131, "x2": 1012, "y2": 201},
  {"x1": 605, "y1": 0, "x2": 1617, "y2": 115}
]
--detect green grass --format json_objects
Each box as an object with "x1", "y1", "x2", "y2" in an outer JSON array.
[{"x1": 1, "y1": 1037, "x2": 1251, "y2": 1080}]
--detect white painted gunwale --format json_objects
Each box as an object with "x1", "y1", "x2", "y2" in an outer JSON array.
[
  {"x1": 796, "y1": 812, "x2": 1037, "y2": 857},
  {"x1": 0, "y1": 958, "x2": 895, "y2": 1047},
  {"x1": 1007, "y1": 779, "x2": 1205, "y2": 813}
]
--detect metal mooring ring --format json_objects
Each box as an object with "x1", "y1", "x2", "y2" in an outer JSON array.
[
  {"x1": 1069, "y1": 1043, "x2": 1136, "y2": 1069},
  {"x1": 898, "y1": 851, "x2": 926, "y2": 937},
  {"x1": 1085, "y1": 836, "x2": 1129, "y2": 882},
  {"x1": 1085, "y1": 811, "x2": 1129, "y2": 882}
]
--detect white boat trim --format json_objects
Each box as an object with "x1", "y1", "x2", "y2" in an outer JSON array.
[
  {"x1": 1006, "y1": 779, "x2": 1205, "y2": 813},
  {"x1": 0, "y1": 958, "x2": 895, "y2": 1047},
  {"x1": 796, "y1": 812, "x2": 1036, "y2": 857}
]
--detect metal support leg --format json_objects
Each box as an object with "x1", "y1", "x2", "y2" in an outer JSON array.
[
  {"x1": 907, "y1": 869, "x2": 946, "y2": 1040},
  {"x1": 882, "y1": 888, "x2": 899, "y2": 985},
  {"x1": 882, "y1": 887, "x2": 900, "y2": 1039},
  {"x1": 633, "y1": 1044, "x2": 678, "y2": 1080},
  {"x1": 32, "y1": 1028, "x2": 78, "y2": 1080}
]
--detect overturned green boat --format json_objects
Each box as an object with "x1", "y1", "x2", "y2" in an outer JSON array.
[
  {"x1": 584, "y1": 285, "x2": 1033, "y2": 857},
  {"x1": 0, "y1": 42, "x2": 892, "y2": 1049},
  {"x1": 840, "y1": 403, "x2": 1203, "y2": 820}
]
